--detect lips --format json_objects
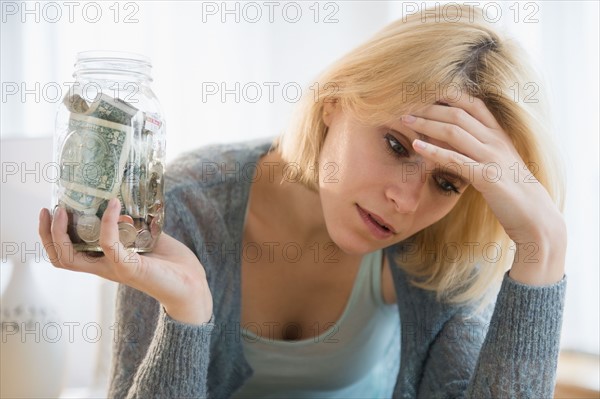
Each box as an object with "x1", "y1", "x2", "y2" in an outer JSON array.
[
  {"x1": 367, "y1": 211, "x2": 396, "y2": 234},
  {"x1": 356, "y1": 204, "x2": 396, "y2": 239}
]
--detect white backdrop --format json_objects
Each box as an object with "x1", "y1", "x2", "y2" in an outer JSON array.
[{"x1": 1, "y1": 0, "x2": 598, "y2": 392}]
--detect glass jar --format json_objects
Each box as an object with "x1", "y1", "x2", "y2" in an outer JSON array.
[{"x1": 53, "y1": 51, "x2": 166, "y2": 252}]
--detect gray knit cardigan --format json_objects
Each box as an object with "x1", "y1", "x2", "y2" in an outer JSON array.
[{"x1": 108, "y1": 137, "x2": 567, "y2": 398}]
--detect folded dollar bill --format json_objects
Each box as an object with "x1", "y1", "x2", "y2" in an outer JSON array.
[{"x1": 59, "y1": 113, "x2": 132, "y2": 202}]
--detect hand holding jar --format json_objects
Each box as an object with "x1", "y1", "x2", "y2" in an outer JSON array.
[{"x1": 39, "y1": 52, "x2": 213, "y2": 325}]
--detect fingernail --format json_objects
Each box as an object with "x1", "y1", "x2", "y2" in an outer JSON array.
[
  {"x1": 413, "y1": 139, "x2": 427, "y2": 150},
  {"x1": 402, "y1": 115, "x2": 416, "y2": 124}
]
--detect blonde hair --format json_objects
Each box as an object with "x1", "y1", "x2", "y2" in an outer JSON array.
[{"x1": 274, "y1": 5, "x2": 565, "y2": 308}]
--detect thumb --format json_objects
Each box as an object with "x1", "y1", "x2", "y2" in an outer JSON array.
[{"x1": 98, "y1": 198, "x2": 142, "y2": 282}]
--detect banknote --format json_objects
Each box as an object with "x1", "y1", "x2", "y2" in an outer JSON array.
[
  {"x1": 95, "y1": 183, "x2": 126, "y2": 218},
  {"x1": 86, "y1": 93, "x2": 139, "y2": 126},
  {"x1": 59, "y1": 113, "x2": 132, "y2": 199},
  {"x1": 60, "y1": 188, "x2": 104, "y2": 213}
]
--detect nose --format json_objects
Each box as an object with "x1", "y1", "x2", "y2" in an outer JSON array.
[{"x1": 385, "y1": 162, "x2": 426, "y2": 214}]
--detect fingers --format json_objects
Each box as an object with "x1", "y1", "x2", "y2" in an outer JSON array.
[
  {"x1": 45, "y1": 206, "x2": 106, "y2": 274},
  {"x1": 413, "y1": 140, "x2": 494, "y2": 191},
  {"x1": 404, "y1": 91, "x2": 504, "y2": 147},
  {"x1": 98, "y1": 198, "x2": 142, "y2": 283},
  {"x1": 412, "y1": 138, "x2": 473, "y2": 164},
  {"x1": 40, "y1": 199, "x2": 142, "y2": 284},
  {"x1": 49, "y1": 205, "x2": 79, "y2": 269},
  {"x1": 414, "y1": 104, "x2": 491, "y2": 142},
  {"x1": 39, "y1": 208, "x2": 61, "y2": 266},
  {"x1": 402, "y1": 95, "x2": 507, "y2": 163},
  {"x1": 440, "y1": 94, "x2": 501, "y2": 130},
  {"x1": 402, "y1": 114, "x2": 484, "y2": 159},
  {"x1": 98, "y1": 198, "x2": 124, "y2": 260}
]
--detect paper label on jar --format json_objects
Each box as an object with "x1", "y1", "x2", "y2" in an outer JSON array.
[{"x1": 144, "y1": 113, "x2": 162, "y2": 134}]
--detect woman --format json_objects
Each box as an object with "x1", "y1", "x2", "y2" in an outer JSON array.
[{"x1": 39, "y1": 5, "x2": 567, "y2": 398}]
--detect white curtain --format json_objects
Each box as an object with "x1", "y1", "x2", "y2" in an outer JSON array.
[{"x1": 1, "y1": 0, "x2": 598, "y2": 391}]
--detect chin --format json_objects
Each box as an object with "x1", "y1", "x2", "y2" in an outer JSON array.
[{"x1": 328, "y1": 227, "x2": 376, "y2": 256}]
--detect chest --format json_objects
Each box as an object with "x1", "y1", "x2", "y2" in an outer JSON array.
[{"x1": 240, "y1": 236, "x2": 395, "y2": 342}]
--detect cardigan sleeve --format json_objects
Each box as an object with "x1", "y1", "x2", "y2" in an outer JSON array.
[
  {"x1": 418, "y1": 271, "x2": 567, "y2": 399},
  {"x1": 416, "y1": 295, "x2": 494, "y2": 398},
  {"x1": 107, "y1": 190, "x2": 215, "y2": 398},
  {"x1": 106, "y1": 283, "x2": 160, "y2": 398},
  {"x1": 123, "y1": 309, "x2": 215, "y2": 398}
]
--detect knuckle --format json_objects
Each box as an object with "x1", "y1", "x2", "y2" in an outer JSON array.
[
  {"x1": 480, "y1": 146, "x2": 495, "y2": 161},
  {"x1": 493, "y1": 137, "x2": 511, "y2": 152},
  {"x1": 446, "y1": 124, "x2": 462, "y2": 139},
  {"x1": 449, "y1": 108, "x2": 465, "y2": 123},
  {"x1": 98, "y1": 235, "x2": 117, "y2": 252},
  {"x1": 476, "y1": 97, "x2": 487, "y2": 108},
  {"x1": 450, "y1": 151, "x2": 465, "y2": 164},
  {"x1": 98, "y1": 237, "x2": 109, "y2": 250},
  {"x1": 471, "y1": 96, "x2": 484, "y2": 107}
]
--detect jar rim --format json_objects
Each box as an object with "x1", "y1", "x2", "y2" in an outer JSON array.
[
  {"x1": 76, "y1": 50, "x2": 152, "y2": 67},
  {"x1": 74, "y1": 50, "x2": 153, "y2": 81}
]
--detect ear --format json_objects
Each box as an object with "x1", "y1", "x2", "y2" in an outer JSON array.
[{"x1": 322, "y1": 100, "x2": 338, "y2": 127}]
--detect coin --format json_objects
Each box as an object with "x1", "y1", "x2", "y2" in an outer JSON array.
[
  {"x1": 118, "y1": 223, "x2": 137, "y2": 247},
  {"x1": 147, "y1": 200, "x2": 163, "y2": 216},
  {"x1": 146, "y1": 163, "x2": 164, "y2": 208},
  {"x1": 149, "y1": 162, "x2": 163, "y2": 179},
  {"x1": 76, "y1": 214, "x2": 101, "y2": 243},
  {"x1": 135, "y1": 230, "x2": 153, "y2": 249},
  {"x1": 118, "y1": 215, "x2": 134, "y2": 225},
  {"x1": 149, "y1": 215, "x2": 162, "y2": 238},
  {"x1": 121, "y1": 160, "x2": 143, "y2": 218},
  {"x1": 132, "y1": 217, "x2": 146, "y2": 231}
]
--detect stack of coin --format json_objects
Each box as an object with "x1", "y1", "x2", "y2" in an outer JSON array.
[
  {"x1": 76, "y1": 214, "x2": 102, "y2": 244},
  {"x1": 114, "y1": 215, "x2": 138, "y2": 248}
]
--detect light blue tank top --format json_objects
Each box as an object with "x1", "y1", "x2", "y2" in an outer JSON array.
[{"x1": 232, "y1": 249, "x2": 401, "y2": 398}]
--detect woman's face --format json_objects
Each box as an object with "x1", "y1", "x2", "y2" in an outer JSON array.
[{"x1": 318, "y1": 103, "x2": 469, "y2": 255}]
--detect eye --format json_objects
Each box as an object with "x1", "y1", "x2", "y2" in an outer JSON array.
[
  {"x1": 434, "y1": 174, "x2": 461, "y2": 195},
  {"x1": 384, "y1": 132, "x2": 409, "y2": 158}
]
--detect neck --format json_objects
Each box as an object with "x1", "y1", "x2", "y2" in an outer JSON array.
[{"x1": 248, "y1": 150, "x2": 331, "y2": 248}]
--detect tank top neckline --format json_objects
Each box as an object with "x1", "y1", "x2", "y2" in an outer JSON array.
[{"x1": 240, "y1": 249, "x2": 382, "y2": 347}]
